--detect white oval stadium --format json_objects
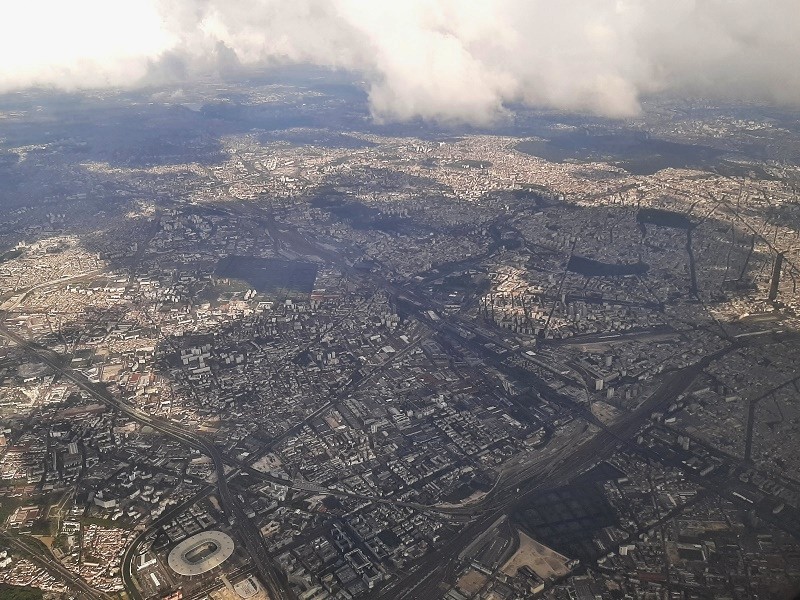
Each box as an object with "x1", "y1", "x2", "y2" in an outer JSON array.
[{"x1": 167, "y1": 530, "x2": 235, "y2": 577}]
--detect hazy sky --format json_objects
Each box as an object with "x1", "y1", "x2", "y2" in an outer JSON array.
[{"x1": 2, "y1": 0, "x2": 799, "y2": 123}]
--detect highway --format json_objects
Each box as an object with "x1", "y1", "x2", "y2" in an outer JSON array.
[
  {"x1": 0, "y1": 323, "x2": 294, "y2": 600},
  {"x1": 0, "y1": 533, "x2": 112, "y2": 600},
  {"x1": 208, "y1": 203, "x2": 747, "y2": 598},
  {"x1": 0, "y1": 201, "x2": 749, "y2": 600},
  {"x1": 0, "y1": 269, "x2": 106, "y2": 312},
  {"x1": 120, "y1": 486, "x2": 216, "y2": 600},
  {"x1": 370, "y1": 344, "x2": 737, "y2": 599}
]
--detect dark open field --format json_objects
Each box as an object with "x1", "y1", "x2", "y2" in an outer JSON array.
[{"x1": 216, "y1": 256, "x2": 318, "y2": 294}]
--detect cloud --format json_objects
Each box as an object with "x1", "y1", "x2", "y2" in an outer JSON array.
[
  {"x1": 0, "y1": 0, "x2": 172, "y2": 90},
  {"x1": 2, "y1": 0, "x2": 800, "y2": 124}
]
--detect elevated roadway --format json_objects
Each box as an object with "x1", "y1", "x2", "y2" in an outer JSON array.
[
  {"x1": 0, "y1": 533, "x2": 112, "y2": 600},
  {"x1": 0, "y1": 323, "x2": 293, "y2": 600}
]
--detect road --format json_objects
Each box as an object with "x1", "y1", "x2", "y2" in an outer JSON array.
[
  {"x1": 0, "y1": 323, "x2": 294, "y2": 600},
  {"x1": 0, "y1": 532, "x2": 112, "y2": 600},
  {"x1": 370, "y1": 345, "x2": 736, "y2": 599},
  {"x1": 209, "y1": 202, "x2": 744, "y2": 598},
  {"x1": 205, "y1": 207, "x2": 753, "y2": 599},
  {"x1": 0, "y1": 200, "x2": 747, "y2": 600},
  {"x1": 0, "y1": 269, "x2": 105, "y2": 312},
  {"x1": 120, "y1": 486, "x2": 216, "y2": 600},
  {"x1": 743, "y1": 373, "x2": 800, "y2": 462}
]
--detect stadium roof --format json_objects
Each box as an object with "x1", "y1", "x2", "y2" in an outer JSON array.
[{"x1": 167, "y1": 530, "x2": 235, "y2": 577}]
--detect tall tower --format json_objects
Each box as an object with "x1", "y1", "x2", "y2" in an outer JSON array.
[{"x1": 768, "y1": 251, "x2": 785, "y2": 302}]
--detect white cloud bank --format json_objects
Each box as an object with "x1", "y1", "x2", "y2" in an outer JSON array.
[{"x1": 1, "y1": 0, "x2": 799, "y2": 123}]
